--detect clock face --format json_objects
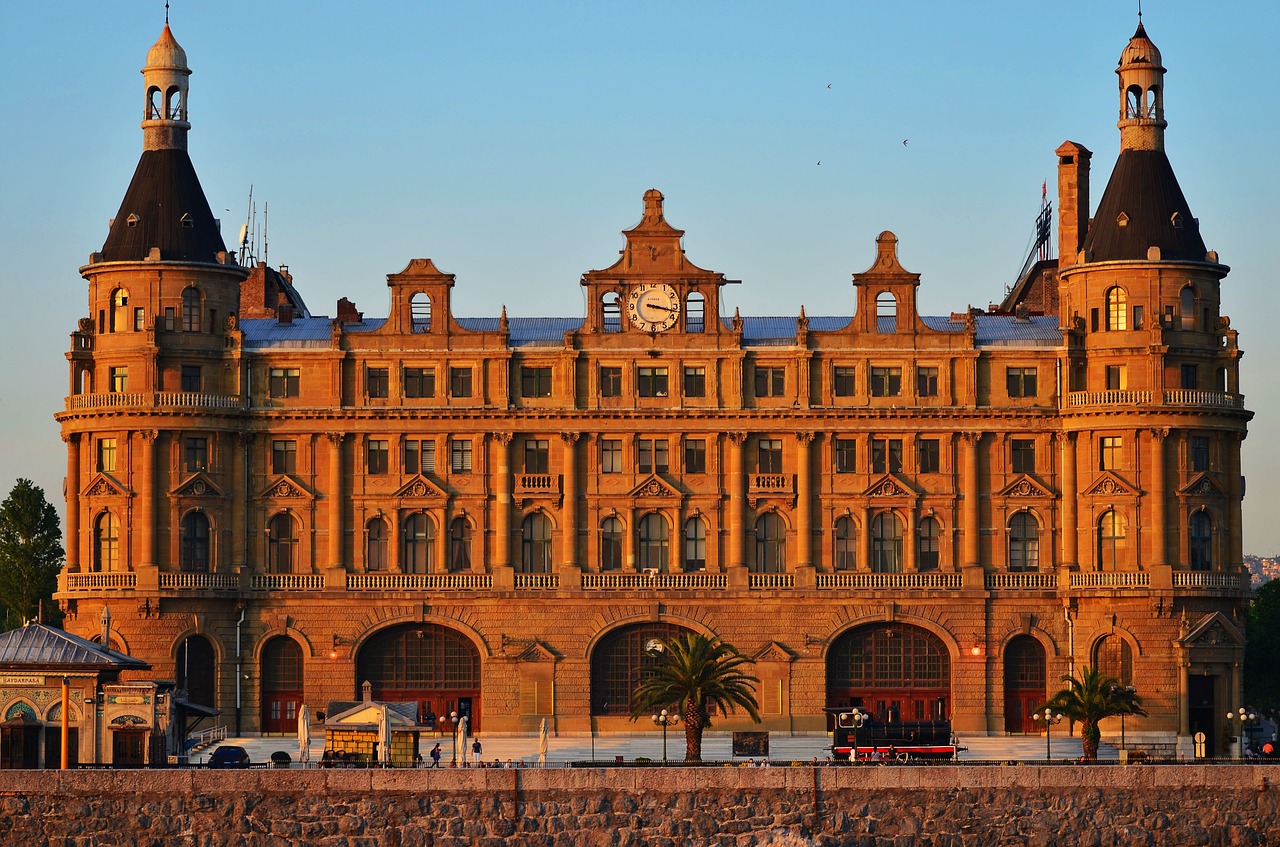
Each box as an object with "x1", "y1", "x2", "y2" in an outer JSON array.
[{"x1": 626, "y1": 283, "x2": 681, "y2": 332}]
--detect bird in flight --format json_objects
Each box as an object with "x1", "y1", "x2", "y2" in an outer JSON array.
[
  {"x1": 826, "y1": 83, "x2": 832, "y2": 89},
  {"x1": 902, "y1": 139, "x2": 909, "y2": 146}
]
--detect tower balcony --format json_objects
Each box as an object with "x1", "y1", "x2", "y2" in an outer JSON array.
[
  {"x1": 1065, "y1": 389, "x2": 1243, "y2": 410},
  {"x1": 66, "y1": 391, "x2": 245, "y2": 412}
]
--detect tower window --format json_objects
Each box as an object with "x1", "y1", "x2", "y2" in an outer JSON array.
[
  {"x1": 404, "y1": 367, "x2": 435, "y2": 398},
  {"x1": 683, "y1": 366, "x2": 706, "y2": 398},
  {"x1": 876, "y1": 292, "x2": 897, "y2": 333},
  {"x1": 521, "y1": 367, "x2": 552, "y2": 398},
  {"x1": 180, "y1": 213, "x2": 194, "y2": 229},
  {"x1": 127, "y1": 214, "x2": 141, "y2": 227},
  {"x1": 602, "y1": 293, "x2": 621, "y2": 333},
  {"x1": 638, "y1": 367, "x2": 668, "y2": 398},
  {"x1": 834, "y1": 366, "x2": 856, "y2": 397},
  {"x1": 685, "y1": 292, "x2": 705, "y2": 333},
  {"x1": 599, "y1": 366, "x2": 622, "y2": 398},
  {"x1": 1105, "y1": 287, "x2": 1127, "y2": 331},
  {"x1": 410, "y1": 293, "x2": 431, "y2": 333}
]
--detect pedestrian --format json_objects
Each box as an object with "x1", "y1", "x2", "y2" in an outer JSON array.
[
  {"x1": 430, "y1": 743, "x2": 442, "y2": 768},
  {"x1": 472, "y1": 736, "x2": 483, "y2": 760}
]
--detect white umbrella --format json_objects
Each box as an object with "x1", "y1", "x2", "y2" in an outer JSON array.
[
  {"x1": 297, "y1": 703, "x2": 311, "y2": 766},
  {"x1": 458, "y1": 715, "x2": 470, "y2": 766},
  {"x1": 377, "y1": 704, "x2": 392, "y2": 766},
  {"x1": 538, "y1": 717, "x2": 549, "y2": 767}
]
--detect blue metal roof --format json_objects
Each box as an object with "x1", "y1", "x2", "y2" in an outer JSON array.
[{"x1": 0, "y1": 624, "x2": 149, "y2": 669}]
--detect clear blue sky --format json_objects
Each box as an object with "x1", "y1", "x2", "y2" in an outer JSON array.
[{"x1": 1, "y1": 1, "x2": 1277, "y2": 554}]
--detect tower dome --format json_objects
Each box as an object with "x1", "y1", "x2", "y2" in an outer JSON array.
[
  {"x1": 145, "y1": 23, "x2": 189, "y2": 71},
  {"x1": 1116, "y1": 21, "x2": 1167, "y2": 152}
]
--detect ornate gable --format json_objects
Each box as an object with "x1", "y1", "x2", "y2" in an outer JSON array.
[
  {"x1": 1083, "y1": 471, "x2": 1137, "y2": 498},
  {"x1": 393, "y1": 475, "x2": 450, "y2": 501},
  {"x1": 516, "y1": 641, "x2": 559, "y2": 663},
  {"x1": 998, "y1": 474, "x2": 1053, "y2": 499},
  {"x1": 752, "y1": 641, "x2": 795, "y2": 663},
  {"x1": 1180, "y1": 611, "x2": 1245, "y2": 648},
  {"x1": 172, "y1": 472, "x2": 224, "y2": 498},
  {"x1": 82, "y1": 473, "x2": 130, "y2": 498},
  {"x1": 1179, "y1": 474, "x2": 1223, "y2": 498},
  {"x1": 628, "y1": 474, "x2": 681, "y2": 499},
  {"x1": 259, "y1": 474, "x2": 313, "y2": 501},
  {"x1": 862, "y1": 474, "x2": 918, "y2": 499}
]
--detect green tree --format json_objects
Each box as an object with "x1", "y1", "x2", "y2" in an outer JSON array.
[
  {"x1": 1039, "y1": 665, "x2": 1147, "y2": 761},
  {"x1": 629, "y1": 632, "x2": 761, "y2": 762},
  {"x1": 0, "y1": 479, "x2": 64, "y2": 629},
  {"x1": 1245, "y1": 578, "x2": 1280, "y2": 719}
]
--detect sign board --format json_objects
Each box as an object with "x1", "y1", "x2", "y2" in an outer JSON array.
[
  {"x1": 0, "y1": 675, "x2": 45, "y2": 687},
  {"x1": 732, "y1": 731, "x2": 769, "y2": 758},
  {"x1": 1194, "y1": 731, "x2": 1206, "y2": 759}
]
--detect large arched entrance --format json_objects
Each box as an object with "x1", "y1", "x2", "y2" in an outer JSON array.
[
  {"x1": 1003, "y1": 635, "x2": 1046, "y2": 733},
  {"x1": 826, "y1": 623, "x2": 951, "y2": 723},
  {"x1": 356, "y1": 624, "x2": 481, "y2": 732},
  {"x1": 590, "y1": 622, "x2": 695, "y2": 716},
  {"x1": 260, "y1": 636, "x2": 303, "y2": 733}
]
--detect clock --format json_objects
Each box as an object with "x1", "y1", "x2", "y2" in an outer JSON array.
[{"x1": 626, "y1": 283, "x2": 681, "y2": 332}]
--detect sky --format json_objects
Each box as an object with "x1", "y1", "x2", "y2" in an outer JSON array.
[{"x1": 1, "y1": 1, "x2": 1277, "y2": 554}]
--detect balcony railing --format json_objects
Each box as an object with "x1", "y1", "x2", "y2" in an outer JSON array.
[
  {"x1": 159, "y1": 572, "x2": 240, "y2": 591},
  {"x1": 1066, "y1": 390, "x2": 1152, "y2": 407},
  {"x1": 515, "y1": 474, "x2": 561, "y2": 495},
  {"x1": 1172, "y1": 571, "x2": 1246, "y2": 590},
  {"x1": 749, "y1": 474, "x2": 793, "y2": 494},
  {"x1": 1162, "y1": 389, "x2": 1243, "y2": 409},
  {"x1": 515, "y1": 573, "x2": 559, "y2": 590},
  {"x1": 347, "y1": 573, "x2": 493, "y2": 591},
  {"x1": 1069, "y1": 572, "x2": 1150, "y2": 589},
  {"x1": 249, "y1": 574, "x2": 325, "y2": 591},
  {"x1": 1066, "y1": 389, "x2": 1243, "y2": 410},
  {"x1": 748, "y1": 573, "x2": 795, "y2": 590},
  {"x1": 582, "y1": 572, "x2": 729, "y2": 590},
  {"x1": 67, "y1": 391, "x2": 244, "y2": 411},
  {"x1": 985, "y1": 572, "x2": 1058, "y2": 590},
  {"x1": 818, "y1": 572, "x2": 962, "y2": 590},
  {"x1": 65, "y1": 572, "x2": 137, "y2": 591}
]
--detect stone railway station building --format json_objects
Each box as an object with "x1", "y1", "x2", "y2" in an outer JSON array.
[{"x1": 52, "y1": 22, "x2": 1251, "y2": 758}]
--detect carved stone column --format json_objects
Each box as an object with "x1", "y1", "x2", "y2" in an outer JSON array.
[
  {"x1": 559, "y1": 432, "x2": 580, "y2": 571},
  {"x1": 326, "y1": 432, "x2": 345, "y2": 579},
  {"x1": 961, "y1": 432, "x2": 981, "y2": 568},
  {"x1": 493, "y1": 433, "x2": 514, "y2": 585},
  {"x1": 727, "y1": 432, "x2": 747, "y2": 571},
  {"x1": 1148, "y1": 428, "x2": 1168, "y2": 567},
  {"x1": 137, "y1": 430, "x2": 158, "y2": 568},
  {"x1": 795, "y1": 432, "x2": 814, "y2": 569},
  {"x1": 64, "y1": 434, "x2": 81, "y2": 572},
  {"x1": 1061, "y1": 432, "x2": 1078, "y2": 567}
]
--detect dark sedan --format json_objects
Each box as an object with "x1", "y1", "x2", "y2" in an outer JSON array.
[{"x1": 207, "y1": 746, "x2": 251, "y2": 768}]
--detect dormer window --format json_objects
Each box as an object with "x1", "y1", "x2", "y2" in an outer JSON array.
[
  {"x1": 127, "y1": 213, "x2": 142, "y2": 227},
  {"x1": 1171, "y1": 212, "x2": 1184, "y2": 229},
  {"x1": 1115, "y1": 212, "x2": 1129, "y2": 228},
  {"x1": 180, "y1": 213, "x2": 194, "y2": 229}
]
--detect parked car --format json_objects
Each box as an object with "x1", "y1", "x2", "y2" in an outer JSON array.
[{"x1": 207, "y1": 746, "x2": 251, "y2": 768}]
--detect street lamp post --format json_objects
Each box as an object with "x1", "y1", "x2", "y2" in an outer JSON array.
[
  {"x1": 1226, "y1": 707, "x2": 1257, "y2": 759},
  {"x1": 849, "y1": 708, "x2": 867, "y2": 762},
  {"x1": 652, "y1": 708, "x2": 680, "y2": 764},
  {"x1": 1033, "y1": 708, "x2": 1064, "y2": 761},
  {"x1": 449, "y1": 710, "x2": 459, "y2": 766},
  {"x1": 1110, "y1": 684, "x2": 1137, "y2": 751}
]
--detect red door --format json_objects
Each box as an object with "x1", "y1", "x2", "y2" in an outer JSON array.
[{"x1": 1004, "y1": 636, "x2": 1046, "y2": 734}]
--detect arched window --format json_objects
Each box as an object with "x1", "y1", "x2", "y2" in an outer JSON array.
[
  {"x1": 682, "y1": 518, "x2": 706, "y2": 571},
  {"x1": 637, "y1": 513, "x2": 670, "y2": 572},
  {"x1": 1093, "y1": 634, "x2": 1134, "y2": 685},
  {"x1": 165, "y1": 85, "x2": 182, "y2": 120},
  {"x1": 110, "y1": 288, "x2": 129, "y2": 333},
  {"x1": 402, "y1": 513, "x2": 435, "y2": 574},
  {"x1": 827, "y1": 623, "x2": 951, "y2": 722},
  {"x1": 146, "y1": 86, "x2": 162, "y2": 119},
  {"x1": 1105, "y1": 287, "x2": 1127, "y2": 331},
  {"x1": 600, "y1": 517, "x2": 623, "y2": 571},
  {"x1": 753, "y1": 513, "x2": 786, "y2": 573},
  {"x1": 77, "y1": 368, "x2": 92, "y2": 395},
  {"x1": 871, "y1": 512, "x2": 903, "y2": 573},
  {"x1": 521, "y1": 513, "x2": 552, "y2": 574},
  {"x1": 834, "y1": 516, "x2": 856, "y2": 571},
  {"x1": 685, "y1": 291, "x2": 705, "y2": 333},
  {"x1": 268, "y1": 513, "x2": 297, "y2": 574},
  {"x1": 448, "y1": 518, "x2": 472, "y2": 572},
  {"x1": 1009, "y1": 512, "x2": 1040, "y2": 572},
  {"x1": 176, "y1": 635, "x2": 216, "y2": 708},
  {"x1": 410, "y1": 292, "x2": 431, "y2": 333},
  {"x1": 590, "y1": 622, "x2": 693, "y2": 715},
  {"x1": 1003, "y1": 635, "x2": 1046, "y2": 733},
  {"x1": 182, "y1": 287, "x2": 202, "y2": 333},
  {"x1": 366, "y1": 517, "x2": 388, "y2": 571},
  {"x1": 1189, "y1": 511, "x2": 1212, "y2": 571},
  {"x1": 1125, "y1": 85, "x2": 1143, "y2": 120},
  {"x1": 1145, "y1": 85, "x2": 1160, "y2": 118},
  {"x1": 917, "y1": 516, "x2": 940, "y2": 571},
  {"x1": 876, "y1": 292, "x2": 897, "y2": 333},
  {"x1": 1098, "y1": 510, "x2": 1127, "y2": 570},
  {"x1": 180, "y1": 511, "x2": 211, "y2": 573},
  {"x1": 1180, "y1": 286, "x2": 1196, "y2": 330},
  {"x1": 94, "y1": 512, "x2": 120, "y2": 572},
  {"x1": 602, "y1": 292, "x2": 621, "y2": 333},
  {"x1": 356, "y1": 624, "x2": 482, "y2": 730}
]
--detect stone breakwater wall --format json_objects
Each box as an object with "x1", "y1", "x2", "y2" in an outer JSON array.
[{"x1": 0, "y1": 765, "x2": 1277, "y2": 846}]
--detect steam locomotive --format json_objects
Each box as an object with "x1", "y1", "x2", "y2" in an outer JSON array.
[{"x1": 826, "y1": 708, "x2": 960, "y2": 761}]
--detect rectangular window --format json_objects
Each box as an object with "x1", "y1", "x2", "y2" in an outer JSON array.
[
  {"x1": 134, "y1": 307, "x2": 144, "y2": 332},
  {"x1": 1191, "y1": 436, "x2": 1210, "y2": 473},
  {"x1": 754, "y1": 367, "x2": 785, "y2": 397},
  {"x1": 185, "y1": 437, "x2": 208, "y2": 472},
  {"x1": 366, "y1": 367, "x2": 389, "y2": 398},
  {"x1": 1100, "y1": 436, "x2": 1122, "y2": 471},
  {"x1": 919, "y1": 439, "x2": 940, "y2": 474},
  {"x1": 1132, "y1": 305, "x2": 1144, "y2": 330},
  {"x1": 404, "y1": 367, "x2": 435, "y2": 398},
  {"x1": 835, "y1": 438, "x2": 857, "y2": 473},
  {"x1": 524, "y1": 439, "x2": 549, "y2": 474},
  {"x1": 684, "y1": 438, "x2": 706, "y2": 474},
  {"x1": 757, "y1": 439, "x2": 782, "y2": 474},
  {"x1": 269, "y1": 368, "x2": 299, "y2": 398},
  {"x1": 1011, "y1": 439, "x2": 1035, "y2": 474},
  {"x1": 403, "y1": 439, "x2": 435, "y2": 474},
  {"x1": 872, "y1": 438, "x2": 903, "y2": 474},
  {"x1": 870, "y1": 367, "x2": 901, "y2": 397},
  {"x1": 521, "y1": 367, "x2": 552, "y2": 398},
  {"x1": 367, "y1": 439, "x2": 389, "y2": 475},
  {"x1": 97, "y1": 438, "x2": 117, "y2": 473},
  {"x1": 110, "y1": 366, "x2": 128, "y2": 393},
  {"x1": 1006, "y1": 367, "x2": 1038, "y2": 398},
  {"x1": 272, "y1": 440, "x2": 297, "y2": 475},
  {"x1": 450, "y1": 367, "x2": 473, "y2": 398},
  {"x1": 180, "y1": 365, "x2": 202, "y2": 393},
  {"x1": 600, "y1": 439, "x2": 623, "y2": 474},
  {"x1": 599, "y1": 366, "x2": 622, "y2": 398},
  {"x1": 638, "y1": 438, "x2": 669, "y2": 474},
  {"x1": 683, "y1": 366, "x2": 706, "y2": 398},
  {"x1": 164, "y1": 307, "x2": 176, "y2": 332},
  {"x1": 834, "y1": 367, "x2": 857, "y2": 397},
  {"x1": 637, "y1": 367, "x2": 669, "y2": 398},
  {"x1": 1106, "y1": 365, "x2": 1127, "y2": 391},
  {"x1": 1181, "y1": 364, "x2": 1198, "y2": 390},
  {"x1": 450, "y1": 439, "x2": 473, "y2": 473},
  {"x1": 917, "y1": 367, "x2": 939, "y2": 397}
]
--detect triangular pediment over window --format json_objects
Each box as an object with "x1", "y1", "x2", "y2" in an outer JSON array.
[
  {"x1": 1180, "y1": 611, "x2": 1245, "y2": 648},
  {"x1": 393, "y1": 475, "x2": 449, "y2": 500},
  {"x1": 1083, "y1": 471, "x2": 1136, "y2": 498},
  {"x1": 82, "y1": 473, "x2": 130, "y2": 498},
  {"x1": 172, "y1": 472, "x2": 224, "y2": 498},
  {"x1": 1178, "y1": 474, "x2": 1223, "y2": 498},
  {"x1": 629, "y1": 474, "x2": 681, "y2": 499},
  {"x1": 516, "y1": 642, "x2": 559, "y2": 663},
  {"x1": 260, "y1": 474, "x2": 313, "y2": 500},
  {"x1": 862, "y1": 474, "x2": 917, "y2": 499},
  {"x1": 752, "y1": 641, "x2": 795, "y2": 663},
  {"x1": 998, "y1": 474, "x2": 1053, "y2": 498}
]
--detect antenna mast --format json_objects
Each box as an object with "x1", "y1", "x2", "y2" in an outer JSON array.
[
  {"x1": 263, "y1": 202, "x2": 270, "y2": 267},
  {"x1": 238, "y1": 185, "x2": 254, "y2": 266}
]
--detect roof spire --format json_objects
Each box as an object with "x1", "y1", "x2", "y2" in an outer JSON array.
[
  {"x1": 141, "y1": 22, "x2": 191, "y2": 151},
  {"x1": 165, "y1": 1, "x2": 170, "y2": 25},
  {"x1": 1116, "y1": 18, "x2": 1166, "y2": 151}
]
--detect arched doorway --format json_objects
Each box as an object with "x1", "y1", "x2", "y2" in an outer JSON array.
[
  {"x1": 177, "y1": 634, "x2": 217, "y2": 709},
  {"x1": 590, "y1": 622, "x2": 695, "y2": 716},
  {"x1": 260, "y1": 636, "x2": 303, "y2": 733},
  {"x1": 827, "y1": 623, "x2": 950, "y2": 724},
  {"x1": 1003, "y1": 636, "x2": 1046, "y2": 733},
  {"x1": 356, "y1": 624, "x2": 481, "y2": 732}
]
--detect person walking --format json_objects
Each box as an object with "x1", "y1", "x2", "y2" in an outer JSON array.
[{"x1": 430, "y1": 743, "x2": 442, "y2": 768}]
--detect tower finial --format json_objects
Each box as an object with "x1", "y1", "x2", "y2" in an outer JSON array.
[{"x1": 165, "y1": 1, "x2": 170, "y2": 25}]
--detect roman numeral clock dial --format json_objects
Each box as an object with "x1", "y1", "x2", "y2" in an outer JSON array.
[{"x1": 626, "y1": 283, "x2": 681, "y2": 332}]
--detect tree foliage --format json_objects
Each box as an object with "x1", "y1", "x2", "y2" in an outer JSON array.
[
  {"x1": 1039, "y1": 665, "x2": 1147, "y2": 761},
  {"x1": 1245, "y1": 579, "x2": 1280, "y2": 719},
  {"x1": 629, "y1": 632, "x2": 761, "y2": 761},
  {"x1": 0, "y1": 479, "x2": 64, "y2": 629}
]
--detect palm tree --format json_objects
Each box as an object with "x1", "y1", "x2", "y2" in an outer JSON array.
[
  {"x1": 629, "y1": 633, "x2": 761, "y2": 762},
  {"x1": 1039, "y1": 665, "x2": 1147, "y2": 761}
]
